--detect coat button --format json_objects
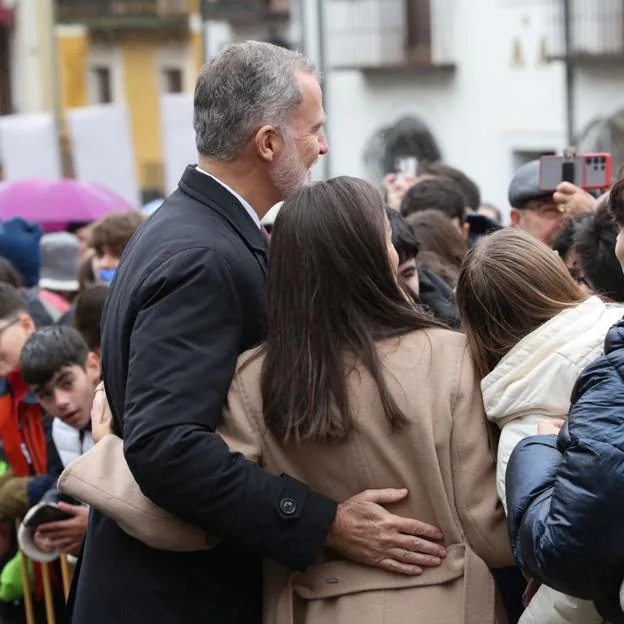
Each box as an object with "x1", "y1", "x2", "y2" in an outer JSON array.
[{"x1": 280, "y1": 498, "x2": 297, "y2": 515}]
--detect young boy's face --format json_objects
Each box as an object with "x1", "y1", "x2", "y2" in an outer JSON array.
[
  {"x1": 96, "y1": 246, "x2": 120, "y2": 285},
  {"x1": 33, "y1": 353, "x2": 101, "y2": 430},
  {"x1": 0, "y1": 312, "x2": 35, "y2": 377}
]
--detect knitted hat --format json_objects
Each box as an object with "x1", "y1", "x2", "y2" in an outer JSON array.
[
  {"x1": 40, "y1": 232, "x2": 80, "y2": 292},
  {"x1": 0, "y1": 217, "x2": 43, "y2": 288}
]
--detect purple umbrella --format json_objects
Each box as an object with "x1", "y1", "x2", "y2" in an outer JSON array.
[{"x1": 0, "y1": 178, "x2": 134, "y2": 230}]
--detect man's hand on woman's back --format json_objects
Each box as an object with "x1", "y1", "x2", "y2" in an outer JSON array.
[{"x1": 325, "y1": 488, "x2": 446, "y2": 576}]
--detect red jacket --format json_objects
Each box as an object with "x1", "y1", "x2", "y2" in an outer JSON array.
[{"x1": 0, "y1": 371, "x2": 47, "y2": 477}]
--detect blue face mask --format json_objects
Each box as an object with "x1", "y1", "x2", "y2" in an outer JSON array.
[{"x1": 99, "y1": 268, "x2": 116, "y2": 285}]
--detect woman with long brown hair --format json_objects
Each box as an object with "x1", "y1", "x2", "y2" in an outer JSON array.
[
  {"x1": 64, "y1": 176, "x2": 513, "y2": 623},
  {"x1": 456, "y1": 228, "x2": 621, "y2": 624},
  {"x1": 406, "y1": 209, "x2": 467, "y2": 287}
]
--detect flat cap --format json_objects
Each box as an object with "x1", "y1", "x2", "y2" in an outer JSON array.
[{"x1": 508, "y1": 159, "x2": 553, "y2": 208}]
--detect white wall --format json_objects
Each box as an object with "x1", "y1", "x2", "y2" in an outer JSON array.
[
  {"x1": 196, "y1": 0, "x2": 623, "y2": 214},
  {"x1": 575, "y1": 65, "x2": 624, "y2": 134},
  {"x1": 314, "y1": 0, "x2": 569, "y2": 213},
  {"x1": 12, "y1": 0, "x2": 45, "y2": 112}
]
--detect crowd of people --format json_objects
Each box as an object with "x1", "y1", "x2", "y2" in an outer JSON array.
[
  {"x1": 0, "y1": 39, "x2": 623, "y2": 624},
  {"x1": 0, "y1": 211, "x2": 144, "y2": 621}
]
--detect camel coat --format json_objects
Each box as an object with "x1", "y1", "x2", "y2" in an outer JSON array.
[
  {"x1": 60, "y1": 329, "x2": 513, "y2": 623},
  {"x1": 219, "y1": 328, "x2": 513, "y2": 624}
]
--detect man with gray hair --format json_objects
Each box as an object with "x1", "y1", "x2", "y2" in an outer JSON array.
[{"x1": 66, "y1": 42, "x2": 444, "y2": 623}]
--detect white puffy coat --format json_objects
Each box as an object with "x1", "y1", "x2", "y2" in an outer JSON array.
[
  {"x1": 482, "y1": 296, "x2": 623, "y2": 624},
  {"x1": 52, "y1": 419, "x2": 94, "y2": 467}
]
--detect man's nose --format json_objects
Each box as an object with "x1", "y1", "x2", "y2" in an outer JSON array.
[{"x1": 319, "y1": 130, "x2": 329, "y2": 156}]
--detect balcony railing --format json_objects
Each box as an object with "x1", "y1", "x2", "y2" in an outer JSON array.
[
  {"x1": 202, "y1": 0, "x2": 290, "y2": 22},
  {"x1": 326, "y1": 0, "x2": 455, "y2": 71},
  {"x1": 544, "y1": 0, "x2": 624, "y2": 62},
  {"x1": 57, "y1": 0, "x2": 190, "y2": 28}
]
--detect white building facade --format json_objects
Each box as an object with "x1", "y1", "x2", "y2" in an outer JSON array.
[{"x1": 205, "y1": 0, "x2": 624, "y2": 216}]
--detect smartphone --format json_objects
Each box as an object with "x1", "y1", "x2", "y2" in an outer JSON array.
[
  {"x1": 395, "y1": 156, "x2": 418, "y2": 180},
  {"x1": 539, "y1": 153, "x2": 612, "y2": 191},
  {"x1": 24, "y1": 504, "x2": 72, "y2": 529}
]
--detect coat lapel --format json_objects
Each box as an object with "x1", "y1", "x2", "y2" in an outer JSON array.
[{"x1": 178, "y1": 166, "x2": 268, "y2": 276}]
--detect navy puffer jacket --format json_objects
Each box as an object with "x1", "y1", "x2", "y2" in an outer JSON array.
[{"x1": 506, "y1": 319, "x2": 624, "y2": 622}]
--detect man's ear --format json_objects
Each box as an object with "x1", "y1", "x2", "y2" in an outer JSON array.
[
  {"x1": 462, "y1": 222, "x2": 470, "y2": 240},
  {"x1": 510, "y1": 207, "x2": 522, "y2": 228},
  {"x1": 86, "y1": 351, "x2": 101, "y2": 382},
  {"x1": 254, "y1": 125, "x2": 282, "y2": 164}
]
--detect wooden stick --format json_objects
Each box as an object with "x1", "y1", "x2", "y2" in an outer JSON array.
[
  {"x1": 18, "y1": 550, "x2": 35, "y2": 624},
  {"x1": 41, "y1": 562, "x2": 56, "y2": 624},
  {"x1": 59, "y1": 554, "x2": 72, "y2": 601}
]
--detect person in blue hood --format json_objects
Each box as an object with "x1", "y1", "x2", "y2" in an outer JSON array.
[{"x1": 506, "y1": 175, "x2": 624, "y2": 623}]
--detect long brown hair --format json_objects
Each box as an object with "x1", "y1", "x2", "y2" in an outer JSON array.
[
  {"x1": 261, "y1": 176, "x2": 443, "y2": 444},
  {"x1": 406, "y1": 210, "x2": 467, "y2": 286},
  {"x1": 456, "y1": 228, "x2": 587, "y2": 378}
]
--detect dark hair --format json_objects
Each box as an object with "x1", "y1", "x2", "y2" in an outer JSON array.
[
  {"x1": 609, "y1": 176, "x2": 624, "y2": 227},
  {"x1": 553, "y1": 214, "x2": 592, "y2": 259},
  {"x1": 418, "y1": 162, "x2": 481, "y2": 210},
  {"x1": 0, "y1": 258, "x2": 23, "y2": 289},
  {"x1": 479, "y1": 203, "x2": 502, "y2": 223},
  {"x1": 91, "y1": 211, "x2": 145, "y2": 259},
  {"x1": 386, "y1": 209, "x2": 420, "y2": 264},
  {"x1": 20, "y1": 326, "x2": 89, "y2": 387},
  {"x1": 574, "y1": 203, "x2": 624, "y2": 302},
  {"x1": 261, "y1": 176, "x2": 443, "y2": 443},
  {"x1": 400, "y1": 177, "x2": 467, "y2": 224},
  {"x1": 406, "y1": 210, "x2": 468, "y2": 286},
  {"x1": 0, "y1": 283, "x2": 27, "y2": 321},
  {"x1": 78, "y1": 251, "x2": 97, "y2": 292},
  {"x1": 74, "y1": 285, "x2": 108, "y2": 351},
  {"x1": 553, "y1": 218, "x2": 577, "y2": 259}
]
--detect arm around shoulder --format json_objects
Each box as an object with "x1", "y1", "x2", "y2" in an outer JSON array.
[{"x1": 122, "y1": 248, "x2": 336, "y2": 570}]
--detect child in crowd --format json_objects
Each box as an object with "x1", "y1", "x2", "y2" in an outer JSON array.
[
  {"x1": 406, "y1": 210, "x2": 468, "y2": 287},
  {"x1": 18, "y1": 327, "x2": 100, "y2": 559},
  {"x1": 400, "y1": 176, "x2": 469, "y2": 237},
  {"x1": 506, "y1": 176, "x2": 624, "y2": 622},
  {"x1": 39, "y1": 232, "x2": 80, "y2": 315},
  {"x1": 553, "y1": 213, "x2": 594, "y2": 294},
  {"x1": 90, "y1": 211, "x2": 145, "y2": 285},
  {"x1": 0, "y1": 217, "x2": 56, "y2": 327},
  {"x1": 74, "y1": 285, "x2": 108, "y2": 357},
  {"x1": 574, "y1": 198, "x2": 624, "y2": 303},
  {"x1": 0, "y1": 284, "x2": 62, "y2": 521},
  {"x1": 456, "y1": 228, "x2": 619, "y2": 623},
  {"x1": 386, "y1": 209, "x2": 459, "y2": 327}
]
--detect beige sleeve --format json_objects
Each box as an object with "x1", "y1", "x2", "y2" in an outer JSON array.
[
  {"x1": 450, "y1": 346, "x2": 515, "y2": 568},
  {"x1": 217, "y1": 371, "x2": 263, "y2": 465}
]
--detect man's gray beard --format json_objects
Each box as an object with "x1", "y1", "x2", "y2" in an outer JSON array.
[{"x1": 271, "y1": 137, "x2": 310, "y2": 199}]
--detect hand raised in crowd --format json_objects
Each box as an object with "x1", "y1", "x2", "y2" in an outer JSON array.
[
  {"x1": 553, "y1": 182, "x2": 597, "y2": 216},
  {"x1": 537, "y1": 419, "x2": 565, "y2": 436},
  {"x1": 91, "y1": 382, "x2": 114, "y2": 443},
  {"x1": 326, "y1": 488, "x2": 446, "y2": 576},
  {"x1": 34, "y1": 503, "x2": 89, "y2": 555},
  {"x1": 383, "y1": 173, "x2": 418, "y2": 211}
]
